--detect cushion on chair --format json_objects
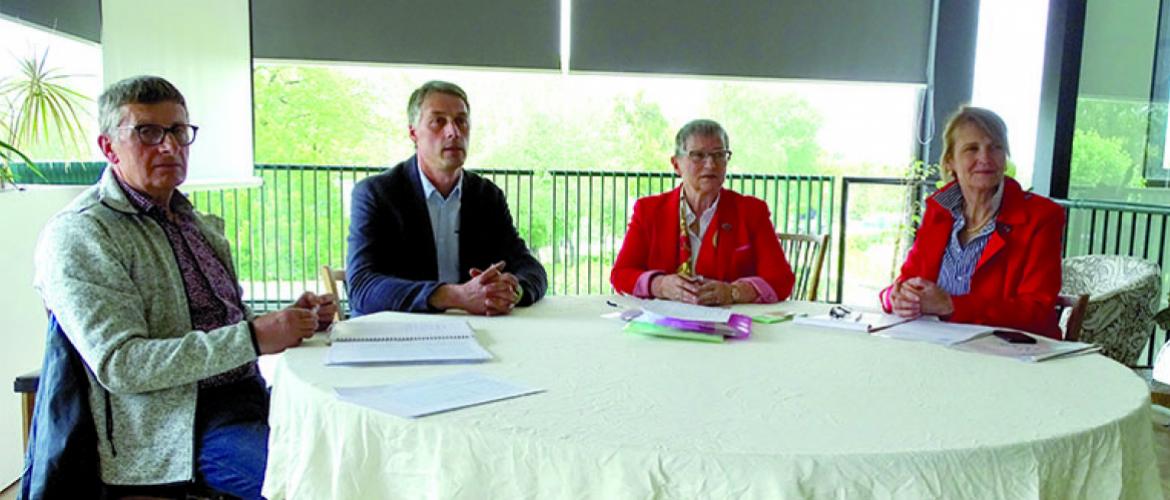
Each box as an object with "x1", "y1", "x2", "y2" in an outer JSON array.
[{"x1": 1062, "y1": 255, "x2": 1162, "y2": 365}]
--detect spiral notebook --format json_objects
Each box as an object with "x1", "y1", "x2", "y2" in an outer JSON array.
[{"x1": 326, "y1": 318, "x2": 492, "y2": 365}]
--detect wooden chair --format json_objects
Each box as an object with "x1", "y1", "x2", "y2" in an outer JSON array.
[
  {"x1": 1057, "y1": 293, "x2": 1089, "y2": 342},
  {"x1": 775, "y1": 233, "x2": 830, "y2": 301},
  {"x1": 15, "y1": 370, "x2": 38, "y2": 450},
  {"x1": 319, "y1": 265, "x2": 348, "y2": 321}
]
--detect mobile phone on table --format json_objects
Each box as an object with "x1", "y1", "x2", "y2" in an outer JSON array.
[{"x1": 992, "y1": 330, "x2": 1037, "y2": 344}]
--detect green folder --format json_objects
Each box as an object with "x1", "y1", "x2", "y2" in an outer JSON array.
[
  {"x1": 752, "y1": 311, "x2": 796, "y2": 324},
  {"x1": 623, "y1": 321, "x2": 725, "y2": 343}
]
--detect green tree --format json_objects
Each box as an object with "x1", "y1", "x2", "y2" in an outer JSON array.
[
  {"x1": 704, "y1": 84, "x2": 823, "y2": 174},
  {"x1": 1070, "y1": 98, "x2": 1155, "y2": 195},
  {"x1": 253, "y1": 65, "x2": 397, "y2": 165},
  {"x1": 597, "y1": 92, "x2": 672, "y2": 172}
]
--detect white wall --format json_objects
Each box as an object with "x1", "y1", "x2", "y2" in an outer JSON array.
[{"x1": 0, "y1": 185, "x2": 87, "y2": 485}]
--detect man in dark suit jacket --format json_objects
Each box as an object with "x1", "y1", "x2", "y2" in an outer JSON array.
[{"x1": 347, "y1": 81, "x2": 546, "y2": 316}]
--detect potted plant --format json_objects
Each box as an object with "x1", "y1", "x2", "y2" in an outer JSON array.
[{"x1": 889, "y1": 160, "x2": 939, "y2": 276}]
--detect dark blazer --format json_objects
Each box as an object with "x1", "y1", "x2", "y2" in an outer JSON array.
[
  {"x1": 880, "y1": 177, "x2": 1065, "y2": 338},
  {"x1": 347, "y1": 156, "x2": 547, "y2": 315}
]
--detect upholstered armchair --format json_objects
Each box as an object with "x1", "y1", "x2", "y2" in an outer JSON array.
[{"x1": 1062, "y1": 255, "x2": 1162, "y2": 365}]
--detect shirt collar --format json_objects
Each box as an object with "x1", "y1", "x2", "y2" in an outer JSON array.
[
  {"x1": 935, "y1": 180, "x2": 1004, "y2": 218},
  {"x1": 680, "y1": 187, "x2": 720, "y2": 224},
  {"x1": 112, "y1": 170, "x2": 193, "y2": 216},
  {"x1": 417, "y1": 162, "x2": 463, "y2": 201}
]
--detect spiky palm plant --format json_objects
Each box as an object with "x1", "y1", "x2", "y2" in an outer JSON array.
[
  {"x1": 0, "y1": 138, "x2": 39, "y2": 189},
  {"x1": 1, "y1": 47, "x2": 90, "y2": 150},
  {"x1": 0, "y1": 47, "x2": 89, "y2": 188}
]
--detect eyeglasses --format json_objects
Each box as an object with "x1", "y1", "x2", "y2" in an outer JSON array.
[
  {"x1": 828, "y1": 305, "x2": 853, "y2": 320},
  {"x1": 684, "y1": 150, "x2": 732, "y2": 164},
  {"x1": 117, "y1": 124, "x2": 199, "y2": 146}
]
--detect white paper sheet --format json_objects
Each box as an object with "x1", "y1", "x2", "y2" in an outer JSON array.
[
  {"x1": 326, "y1": 318, "x2": 491, "y2": 365},
  {"x1": 639, "y1": 299, "x2": 733, "y2": 323},
  {"x1": 793, "y1": 312, "x2": 912, "y2": 333},
  {"x1": 951, "y1": 334, "x2": 1102, "y2": 362},
  {"x1": 330, "y1": 318, "x2": 475, "y2": 341},
  {"x1": 879, "y1": 317, "x2": 995, "y2": 345},
  {"x1": 335, "y1": 371, "x2": 544, "y2": 418}
]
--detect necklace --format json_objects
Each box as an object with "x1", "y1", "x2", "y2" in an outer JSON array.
[{"x1": 963, "y1": 216, "x2": 992, "y2": 235}]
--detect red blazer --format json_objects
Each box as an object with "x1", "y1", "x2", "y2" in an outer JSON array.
[
  {"x1": 881, "y1": 178, "x2": 1065, "y2": 338},
  {"x1": 610, "y1": 187, "x2": 794, "y2": 301}
]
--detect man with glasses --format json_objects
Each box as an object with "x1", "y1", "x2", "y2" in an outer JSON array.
[
  {"x1": 33, "y1": 75, "x2": 336, "y2": 498},
  {"x1": 610, "y1": 119, "x2": 795, "y2": 304},
  {"x1": 346, "y1": 80, "x2": 546, "y2": 316}
]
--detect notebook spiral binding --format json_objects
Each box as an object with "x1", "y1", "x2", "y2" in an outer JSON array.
[{"x1": 334, "y1": 334, "x2": 470, "y2": 342}]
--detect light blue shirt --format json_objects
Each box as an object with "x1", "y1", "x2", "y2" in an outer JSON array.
[
  {"x1": 417, "y1": 163, "x2": 463, "y2": 284},
  {"x1": 935, "y1": 182, "x2": 1003, "y2": 295}
]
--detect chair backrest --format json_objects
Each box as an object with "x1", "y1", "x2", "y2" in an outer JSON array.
[
  {"x1": 775, "y1": 232, "x2": 830, "y2": 301},
  {"x1": 319, "y1": 265, "x2": 348, "y2": 321},
  {"x1": 1057, "y1": 293, "x2": 1089, "y2": 342}
]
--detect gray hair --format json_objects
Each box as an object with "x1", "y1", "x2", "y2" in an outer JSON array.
[
  {"x1": 98, "y1": 75, "x2": 186, "y2": 136},
  {"x1": 407, "y1": 80, "x2": 470, "y2": 126},
  {"x1": 674, "y1": 119, "x2": 729, "y2": 156}
]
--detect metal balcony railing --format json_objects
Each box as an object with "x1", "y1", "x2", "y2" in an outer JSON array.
[{"x1": 12, "y1": 162, "x2": 1169, "y2": 365}]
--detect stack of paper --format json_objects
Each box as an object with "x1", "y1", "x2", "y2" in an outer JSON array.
[
  {"x1": 951, "y1": 333, "x2": 1101, "y2": 362},
  {"x1": 611, "y1": 298, "x2": 752, "y2": 342},
  {"x1": 326, "y1": 318, "x2": 492, "y2": 365}
]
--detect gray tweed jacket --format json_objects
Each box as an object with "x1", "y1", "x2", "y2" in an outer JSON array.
[{"x1": 33, "y1": 168, "x2": 258, "y2": 486}]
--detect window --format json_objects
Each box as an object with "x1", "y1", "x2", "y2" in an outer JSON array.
[{"x1": 0, "y1": 16, "x2": 102, "y2": 165}]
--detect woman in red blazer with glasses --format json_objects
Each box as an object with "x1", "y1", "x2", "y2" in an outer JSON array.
[
  {"x1": 610, "y1": 119, "x2": 794, "y2": 305},
  {"x1": 880, "y1": 106, "x2": 1065, "y2": 338}
]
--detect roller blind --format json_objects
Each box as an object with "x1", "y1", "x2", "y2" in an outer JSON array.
[
  {"x1": 0, "y1": 0, "x2": 99, "y2": 42},
  {"x1": 570, "y1": 0, "x2": 932, "y2": 83},
  {"x1": 250, "y1": 0, "x2": 561, "y2": 70}
]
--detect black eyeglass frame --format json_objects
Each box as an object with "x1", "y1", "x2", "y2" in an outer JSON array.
[{"x1": 116, "y1": 124, "x2": 200, "y2": 146}]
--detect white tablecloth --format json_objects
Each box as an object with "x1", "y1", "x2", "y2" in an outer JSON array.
[{"x1": 262, "y1": 296, "x2": 1162, "y2": 499}]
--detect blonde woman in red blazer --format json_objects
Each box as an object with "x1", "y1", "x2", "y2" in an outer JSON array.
[
  {"x1": 610, "y1": 120, "x2": 795, "y2": 305},
  {"x1": 881, "y1": 107, "x2": 1065, "y2": 338}
]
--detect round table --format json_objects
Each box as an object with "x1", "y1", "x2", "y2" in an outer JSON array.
[{"x1": 262, "y1": 296, "x2": 1161, "y2": 499}]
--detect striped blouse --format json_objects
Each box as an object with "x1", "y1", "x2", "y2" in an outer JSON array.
[{"x1": 934, "y1": 182, "x2": 1003, "y2": 296}]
